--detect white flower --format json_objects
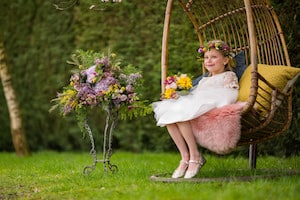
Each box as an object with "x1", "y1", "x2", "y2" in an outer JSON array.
[{"x1": 166, "y1": 82, "x2": 177, "y2": 89}]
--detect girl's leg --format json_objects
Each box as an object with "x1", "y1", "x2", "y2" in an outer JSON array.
[
  {"x1": 167, "y1": 124, "x2": 190, "y2": 173},
  {"x1": 167, "y1": 124, "x2": 190, "y2": 178},
  {"x1": 177, "y1": 121, "x2": 204, "y2": 176},
  {"x1": 167, "y1": 124, "x2": 190, "y2": 170},
  {"x1": 167, "y1": 122, "x2": 205, "y2": 178},
  {"x1": 176, "y1": 121, "x2": 200, "y2": 161}
]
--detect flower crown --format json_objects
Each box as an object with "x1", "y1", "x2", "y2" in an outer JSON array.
[{"x1": 197, "y1": 41, "x2": 231, "y2": 58}]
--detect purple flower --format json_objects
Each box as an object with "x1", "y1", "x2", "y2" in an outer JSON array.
[
  {"x1": 198, "y1": 46, "x2": 204, "y2": 53},
  {"x1": 119, "y1": 74, "x2": 126, "y2": 80},
  {"x1": 64, "y1": 105, "x2": 72, "y2": 115},
  {"x1": 119, "y1": 73, "x2": 142, "y2": 85},
  {"x1": 94, "y1": 76, "x2": 117, "y2": 93},
  {"x1": 126, "y1": 85, "x2": 134, "y2": 93},
  {"x1": 120, "y1": 94, "x2": 127, "y2": 101},
  {"x1": 84, "y1": 66, "x2": 99, "y2": 84},
  {"x1": 76, "y1": 84, "x2": 98, "y2": 106},
  {"x1": 103, "y1": 71, "x2": 113, "y2": 78},
  {"x1": 85, "y1": 65, "x2": 96, "y2": 75},
  {"x1": 95, "y1": 56, "x2": 110, "y2": 70},
  {"x1": 127, "y1": 93, "x2": 136, "y2": 104},
  {"x1": 70, "y1": 73, "x2": 80, "y2": 85}
]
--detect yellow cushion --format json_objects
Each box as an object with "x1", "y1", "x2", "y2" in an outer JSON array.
[{"x1": 238, "y1": 64, "x2": 300, "y2": 115}]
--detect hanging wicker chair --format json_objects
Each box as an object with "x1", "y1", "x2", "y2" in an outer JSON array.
[{"x1": 161, "y1": 0, "x2": 299, "y2": 168}]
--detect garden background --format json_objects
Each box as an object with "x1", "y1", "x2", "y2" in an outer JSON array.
[{"x1": 0, "y1": 0, "x2": 299, "y2": 157}]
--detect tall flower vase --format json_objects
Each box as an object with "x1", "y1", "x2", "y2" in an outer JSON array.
[
  {"x1": 51, "y1": 51, "x2": 150, "y2": 175},
  {"x1": 83, "y1": 105, "x2": 118, "y2": 175}
]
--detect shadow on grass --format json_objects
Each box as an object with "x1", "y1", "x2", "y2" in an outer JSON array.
[{"x1": 150, "y1": 169, "x2": 300, "y2": 183}]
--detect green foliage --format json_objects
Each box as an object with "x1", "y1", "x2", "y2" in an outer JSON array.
[
  {"x1": 0, "y1": 0, "x2": 76, "y2": 151},
  {"x1": 67, "y1": 49, "x2": 106, "y2": 68}
]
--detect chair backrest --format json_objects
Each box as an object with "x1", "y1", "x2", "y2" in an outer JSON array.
[{"x1": 177, "y1": 0, "x2": 290, "y2": 67}]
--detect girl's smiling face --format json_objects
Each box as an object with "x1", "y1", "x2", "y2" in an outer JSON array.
[{"x1": 204, "y1": 49, "x2": 229, "y2": 75}]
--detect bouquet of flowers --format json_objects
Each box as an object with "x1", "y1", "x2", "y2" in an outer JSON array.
[
  {"x1": 163, "y1": 73, "x2": 193, "y2": 99},
  {"x1": 51, "y1": 50, "x2": 151, "y2": 122}
]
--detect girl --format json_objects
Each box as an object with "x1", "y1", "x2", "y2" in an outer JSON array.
[{"x1": 152, "y1": 40, "x2": 239, "y2": 179}]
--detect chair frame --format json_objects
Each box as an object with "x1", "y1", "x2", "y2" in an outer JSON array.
[{"x1": 161, "y1": 0, "x2": 294, "y2": 169}]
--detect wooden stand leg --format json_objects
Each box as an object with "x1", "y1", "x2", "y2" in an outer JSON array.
[{"x1": 249, "y1": 144, "x2": 257, "y2": 170}]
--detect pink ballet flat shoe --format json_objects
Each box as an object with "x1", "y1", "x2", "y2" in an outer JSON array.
[
  {"x1": 184, "y1": 156, "x2": 206, "y2": 179},
  {"x1": 171, "y1": 160, "x2": 189, "y2": 178}
]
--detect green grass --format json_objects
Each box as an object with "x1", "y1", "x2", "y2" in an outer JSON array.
[{"x1": 0, "y1": 151, "x2": 299, "y2": 200}]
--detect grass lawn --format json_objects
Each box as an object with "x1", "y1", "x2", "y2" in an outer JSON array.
[{"x1": 0, "y1": 151, "x2": 299, "y2": 200}]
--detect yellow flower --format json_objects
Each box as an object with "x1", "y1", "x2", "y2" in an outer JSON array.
[
  {"x1": 69, "y1": 99, "x2": 78, "y2": 110},
  {"x1": 215, "y1": 42, "x2": 221, "y2": 50},
  {"x1": 120, "y1": 86, "x2": 125, "y2": 92},
  {"x1": 113, "y1": 84, "x2": 119, "y2": 90},
  {"x1": 79, "y1": 65, "x2": 84, "y2": 69},
  {"x1": 164, "y1": 88, "x2": 176, "y2": 99},
  {"x1": 60, "y1": 89, "x2": 77, "y2": 105},
  {"x1": 103, "y1": 85, "x2": 113, "y2": 95},
  {"x1": 176, "y1": 74, "x2": 192, "y2": 90}
]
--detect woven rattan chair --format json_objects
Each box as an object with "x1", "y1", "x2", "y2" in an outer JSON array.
[{"x1": 161, "y1": 0, "x2": 299, "y2": 169}]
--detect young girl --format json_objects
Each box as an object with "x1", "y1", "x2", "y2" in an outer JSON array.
[{"x1": 152, "y1": 40, "x2": 239, "y2": 179}]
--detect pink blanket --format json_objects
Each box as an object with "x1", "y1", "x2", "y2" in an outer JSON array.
[{"x1": 191, "y1": 102, "x2": 246, "y2": 154}]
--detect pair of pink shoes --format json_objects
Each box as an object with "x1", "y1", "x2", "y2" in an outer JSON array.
[{"x1": 171, "y1": 156, "x2": 206, "y2": 179}]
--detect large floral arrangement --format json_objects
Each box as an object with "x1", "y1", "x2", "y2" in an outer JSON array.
[
  {"x1": 51, "y1": 50, "x2": 151, "y2": 125},
  {"x1": 163, "y1": 73, "x2": 193, "y2": 99},
  {"x1": 51, "y1": 50, "x2": 152, "y2": 174}
]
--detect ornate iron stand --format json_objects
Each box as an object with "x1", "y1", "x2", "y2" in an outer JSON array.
[{"x1": 82, "y1": 106, "x2": 118, "y2": 175}]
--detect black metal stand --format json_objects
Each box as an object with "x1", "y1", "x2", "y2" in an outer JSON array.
[
  {"x1": 249, "y1": 144, "x2": 257, "y2": 170},
  {"x1": 82, "y1": 107, "x2": 118, "y2": 175}
]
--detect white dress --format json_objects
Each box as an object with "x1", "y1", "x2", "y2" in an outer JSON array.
[{"x1": 152, "y1": 71, "x2": 239, "y2": 127}]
